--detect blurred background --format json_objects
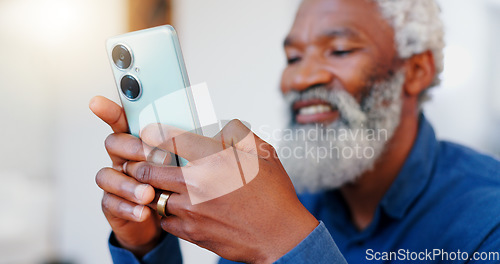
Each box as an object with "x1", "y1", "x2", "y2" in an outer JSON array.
[{"x1": 0, "y1": 0, "x2": 499, "y2": 263}]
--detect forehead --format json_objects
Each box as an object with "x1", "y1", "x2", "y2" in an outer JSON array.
[{"x1": 288, "y1": 0, "x2": 395, "y2": 47}]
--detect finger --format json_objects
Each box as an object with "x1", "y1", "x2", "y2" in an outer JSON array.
[
  {"x1": 140, "y1": 124, "x2": 227, "y2": 162},
  {"x1": 101, "y1": 192, "x2": 151, "y2": 222},
  {"x1": 213, "y1": 119, "x2": 274, "y2": 157},
  {"x1": 160, "y1": 211, "x2": 207, "y2": 245},
  {"x1": 159, "y1": 216, "x2": 189, "y2": 242},
  {"x1": 105, "y1": 133, "x2": 172, "y2": 169},
  {"x1": 90, "y1": 96, "x2": 129, "y2": 133},
  {"x1": 150, "y1": 190, "x2": 184, "y2": 217},
  {"x1": 125, "y1": 161, "x2": 186, "y2": 193},
  {"x1": 105, "y1": 133, "x2": 145, "y2": 170},
  {"x1": 96, "y1": 168, "x2": 155, "y2": 205}
]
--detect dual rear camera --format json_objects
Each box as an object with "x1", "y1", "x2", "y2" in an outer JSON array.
[{"x1": 112, "y1": 44, "x2": 141, "y2": 101}]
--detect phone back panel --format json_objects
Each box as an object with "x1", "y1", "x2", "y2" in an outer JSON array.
[{"x1": 106, "y1": 25, "x2": 201, "y2": 137}]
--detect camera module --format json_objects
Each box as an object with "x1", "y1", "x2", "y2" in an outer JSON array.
[
  {"x1": 120, "y1": 75, "x2": 141, "y2": 100},
  {"x1": 112, "y1": 44, "x2": 132, "y2": 70}
]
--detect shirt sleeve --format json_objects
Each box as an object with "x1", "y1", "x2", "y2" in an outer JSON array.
[
  {"x1": 108, "y1": 232, "x2": 182, "y2": 264},
  {"x1": 468, "y1": 224, "x2": 500, "y2": 264},
  {"x1": 274, "y1": 221, "x2": 347, "y2": 264}
]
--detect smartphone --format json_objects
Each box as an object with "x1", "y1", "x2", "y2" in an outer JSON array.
[{"x1": 106, "y1": 25, "x2": 202, "y2": 165}]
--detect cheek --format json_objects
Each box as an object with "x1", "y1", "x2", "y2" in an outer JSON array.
[
  {"x1": 322, "y1": 52, "x2": 395, "y2": 104},
  {"x1": 329, "y1": 56, "x2": 376, "y2": 96}
]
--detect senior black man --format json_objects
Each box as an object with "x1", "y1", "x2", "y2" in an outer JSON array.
[{"x1": 90, "y1": 0, "x2": 500, "y2": 263}]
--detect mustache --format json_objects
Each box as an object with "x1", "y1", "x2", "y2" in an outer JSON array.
[
  {"x1": 283, "y1": 85, "x2": 337, "y2": 107},
  {"x1": 284, "y1": 85, "x2": 367, "y2": 125}
]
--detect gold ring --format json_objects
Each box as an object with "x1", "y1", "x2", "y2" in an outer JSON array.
[{"x1": 157, "y1": 191, "x2": 173, "y2": 217}]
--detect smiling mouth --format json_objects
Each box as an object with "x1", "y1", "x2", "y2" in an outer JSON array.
[{"x1": 293, "y1": 99, "x2": 340, "y2": 124}]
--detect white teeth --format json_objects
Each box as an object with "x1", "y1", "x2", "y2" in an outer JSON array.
[{"x1": 299, "y1": 104, "x2": 332, "y2": 115}]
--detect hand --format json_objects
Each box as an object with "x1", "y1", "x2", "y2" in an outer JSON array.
[
  {"x1": 90, "y1": 96, "x2": 164, "y2": 257},
  {"x1": 124, "y1": 120, "x2": 319, "y2": 263}
]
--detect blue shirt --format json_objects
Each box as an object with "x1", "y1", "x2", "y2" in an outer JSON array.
[{"x1": 109, "y1": 115, "x2": 500, "y2": 263}]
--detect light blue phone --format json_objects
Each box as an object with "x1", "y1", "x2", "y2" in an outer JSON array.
[{"x1": 106, "y1": 25, "x2": 202, "y2": 165}]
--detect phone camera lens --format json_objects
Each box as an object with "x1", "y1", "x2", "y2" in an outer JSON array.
[
  {"x1": 112, "y1": 44, "x2": 132, "y2": 70},
  {"x1": 120, "y1": 75, "x2": 141, "y2": 100}
]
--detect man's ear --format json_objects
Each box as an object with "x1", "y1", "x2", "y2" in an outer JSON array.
[{"x1": 402, "y1": 51, "x2": 436, "y2": 97}]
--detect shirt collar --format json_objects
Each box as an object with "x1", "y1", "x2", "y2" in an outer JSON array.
[{"x1": 379, "y1": 114, "x2": 439, "y2": 219}]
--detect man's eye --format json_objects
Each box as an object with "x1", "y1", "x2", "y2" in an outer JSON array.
[
  {"x1": 287, "y1": 57, "x2": 301, "y2": 65},
  {"x1": 331, "y1": 50, "x2": 354, "y2": 57}
]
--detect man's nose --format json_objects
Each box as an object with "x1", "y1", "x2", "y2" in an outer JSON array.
[{"x1": 290, "y1": 58, "x2": 333, "y2": 92}]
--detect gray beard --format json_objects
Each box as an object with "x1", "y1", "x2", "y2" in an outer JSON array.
[{"x1": 279, "y1": 71, "x2": 405, "y2": 194}]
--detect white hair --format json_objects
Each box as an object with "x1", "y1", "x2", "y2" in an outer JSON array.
[{"x1": 373, "y1": 0, "x2": 445, "y2": 101}]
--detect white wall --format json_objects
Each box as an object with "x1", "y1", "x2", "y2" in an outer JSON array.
[
  {"x1": 424, "y1": 0, "x2": 500, "y2": 156},
  {"x1": 174, "y1": 0, "x2": 302, "y2": 146},
  {"x1": 0, "y1": 1, "x2": 56, "y2": 262},
  {"x1": 0, "y1": 0, "x2": 499, "y2": 263},
  {"x1": 49, "y1": 1, "x2": 127, "y2": 263},
  {"x1": 0, "y1": 0, "x2": 126, "y2": 263}
]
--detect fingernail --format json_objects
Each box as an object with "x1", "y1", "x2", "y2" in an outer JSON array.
[
  {"x1": 89, "y1": 97, "x2": 97, "y2": 109},
  {"x1": 134, "y1": 184, "x2": 148, "y2": 201},
  {"x1": 149, "y1": 149, "x2": 168, "y2": 165},
  {"x1": 123, "y1": 162, "x2": 129, "y2": 174},
  {"x1": 133, "y1": 206, "x2": 144, "y2": 219}
]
